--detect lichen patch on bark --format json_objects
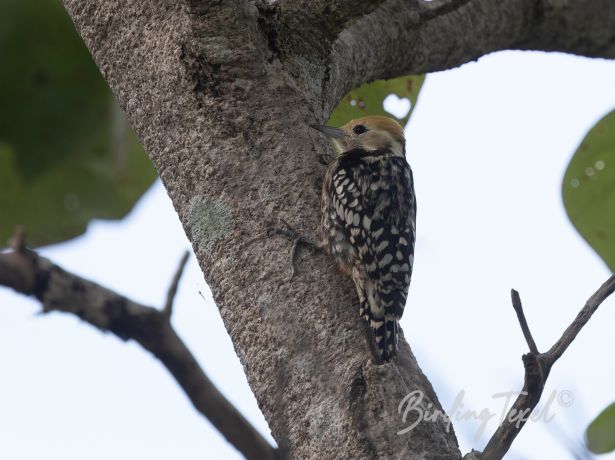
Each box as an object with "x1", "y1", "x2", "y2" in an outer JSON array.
[{"x1": 187, "y1": 195, "x2": 234, "y2": 252}]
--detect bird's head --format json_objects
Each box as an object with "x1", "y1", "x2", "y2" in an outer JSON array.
[{"x1": 311, "y1": 115, "x2": 405, "y2": 157}]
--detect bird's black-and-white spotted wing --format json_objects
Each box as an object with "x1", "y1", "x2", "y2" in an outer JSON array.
[{"x1": 323, "y1": 148, "x2": 416, "y2": 360}]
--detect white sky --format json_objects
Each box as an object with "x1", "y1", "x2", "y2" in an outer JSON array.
[{"x1": 1, "y1": 50, "x2": 615, "y2": 459}]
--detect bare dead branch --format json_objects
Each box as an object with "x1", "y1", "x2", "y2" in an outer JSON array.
[
  {"x1": 474, "y1": 275, "x2": 615, "y2": 460},
  {"x1": 546, "y1": 277, "x2": 615, "y2": 363},
  {"x1": 163, "y1": 250, "x2": 190, "y2": 317},
  {"x1": 0, "y1": 233, "x2": 278, "y2": 460},
  {"x1": 510, "y1": 289, "x2": 539, "y2": 355}
]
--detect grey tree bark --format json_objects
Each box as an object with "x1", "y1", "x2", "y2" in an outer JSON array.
[{"x1": 58, "y1": 0, "x2": 615, "y2": 458}]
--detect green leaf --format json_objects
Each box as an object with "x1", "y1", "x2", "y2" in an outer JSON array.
[
  {"x1": 0, "y1": 0, "x2": 156, "y2": 247},
  {"x1": 327, "y1": 75, "x2": 425, "y2": 127},
  {"x1": 562, "y1": 110, "x2": 615, "y2": 271},
  {"x1": 586, "y1": 402, "x2": 615, "y2": 454}
]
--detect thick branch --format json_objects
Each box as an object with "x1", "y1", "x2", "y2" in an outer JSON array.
[
  {"x1": 0, "y1": 245, "x2": 277, "y2": 460},
  {"x1": 56, "y1": 0, "x2": 615, "y2": 458},
  {"x1": 326, "y1": 0, "x2": 615, "y2": 116},
  {"x1": 476, "y1": 275, "x2": 615, "y2": 460}
]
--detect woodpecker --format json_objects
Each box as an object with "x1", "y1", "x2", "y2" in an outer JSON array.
[{"x1": 312, "y1": 116, "x2": 416, "y2": 362}]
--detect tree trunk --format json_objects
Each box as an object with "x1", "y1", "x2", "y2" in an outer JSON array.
[{"x1": 59, "y1": 0, "x2": 615, "y2": 458}]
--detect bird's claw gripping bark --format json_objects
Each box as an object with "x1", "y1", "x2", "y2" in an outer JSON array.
[{"x1": 268, "y1": 219, "x2": 323, "y2": 281}]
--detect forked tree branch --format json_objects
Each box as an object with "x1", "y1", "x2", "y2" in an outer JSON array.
[
  {"x1": 48, "y1": 0, "x2": 615, "y2": 457},
  {"x1": 472, "y1": 276, "x2": 615, "y2": 460},
  {"x1": 0, "y1": 231, "x2": 277, "y2": 460}
]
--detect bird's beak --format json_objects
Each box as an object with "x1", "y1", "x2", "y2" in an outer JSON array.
[{"x1": 310, "y1": 124, "x2": 347, "y2": 139}]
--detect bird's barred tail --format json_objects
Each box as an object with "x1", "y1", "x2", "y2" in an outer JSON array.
[{"x1": 370, "y1": 316, "x2": 398, "y2": 362}]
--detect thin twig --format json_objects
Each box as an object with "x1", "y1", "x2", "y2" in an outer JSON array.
[
  {"x1": 163, "y1": 250, "x2": 190, "y2": 318},
  {"x1": 510, "y1": 289, "x2": 539, "y2": 354},
  {"x1": 0, "y1": 231, "x2": 278, "y2": 460},
  {"x1": 546, "y1": 276, "x2": 615, "y2": 363},
  {"x1": 10, "y1": 226, "x2": 26, "y2": 252},
  {"x1": 475, "y1": 275, "x2": 615, "y2": 460}
]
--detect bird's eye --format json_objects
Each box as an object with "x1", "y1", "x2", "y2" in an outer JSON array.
[{"x1": 353, "y1": 124, "x2": 367, "y2": 135}]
